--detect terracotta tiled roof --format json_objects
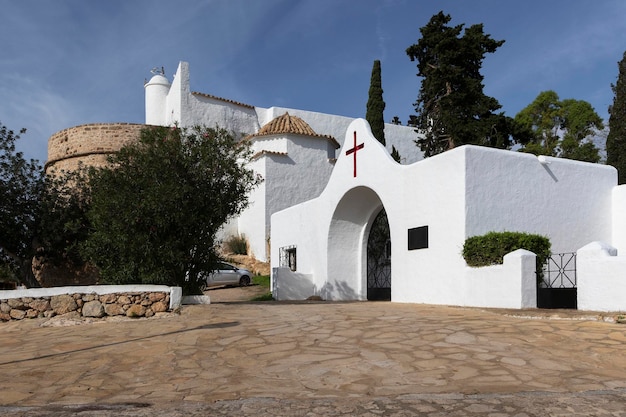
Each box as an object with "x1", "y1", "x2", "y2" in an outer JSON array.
[
  {"x1": 191, "y1": 91, "x2": 255, "y2": 109},
  {"x1": 251, "y1": 150, "x2": 289, "y2": 160},
  {"x1": 246, "y1": 112, "x2": 340, "y2": 149}
]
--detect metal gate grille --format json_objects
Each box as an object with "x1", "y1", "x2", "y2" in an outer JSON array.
[
  {"x1": 367, "y1": 209, "x2": 391, "y2": 301},
  {"x1": 537, "y1": 252, "x2": 577, "y2": 309},
  {"x1": 542, "y1": 252, "x2": 576, "y2": 288}
]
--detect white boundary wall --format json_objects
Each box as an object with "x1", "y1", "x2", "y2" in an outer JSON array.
[
  {"x1": 577, "y1": 242, "x2": 626, "y2": 312},
  {"x1": 464, "y1": 249, "x2": 537, "y2": 309}
]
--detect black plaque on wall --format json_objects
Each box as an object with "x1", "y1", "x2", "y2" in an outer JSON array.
[{"x1": 408, "y1": 226, "x2": 428, "y2": 250}]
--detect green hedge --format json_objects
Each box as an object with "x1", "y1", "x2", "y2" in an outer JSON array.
[{"x1": 462, "y1": 232, "x2": 551, "y2": 274}]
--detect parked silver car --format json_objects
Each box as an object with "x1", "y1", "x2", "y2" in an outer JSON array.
[{"x1": 200, "y1": 262, "x2": 252, "y2": 291}]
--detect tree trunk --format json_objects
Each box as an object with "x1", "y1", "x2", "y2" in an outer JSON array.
[{"x1": 19, "y1": 258, "x2": 41, "y2": 288}]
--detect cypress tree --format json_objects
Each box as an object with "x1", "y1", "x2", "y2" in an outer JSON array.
[
  {"x1": 366, "y1": 60, "x2": 386, "y2": 146},
  {"x1": 607, "y1": 51, "x2": 626, "y2": 184}
]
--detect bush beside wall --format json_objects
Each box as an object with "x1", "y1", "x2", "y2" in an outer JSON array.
[{"x1": 463, "y1": 231, "x2": 551, "y2": 275}]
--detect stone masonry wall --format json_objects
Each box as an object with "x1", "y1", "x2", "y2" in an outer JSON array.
[
  {"x1": 0, "y1": 291, "x2": 171, "y2": 321},
  {"x1": 45, "y1": 123, "x2": 146, "y2": 173}
]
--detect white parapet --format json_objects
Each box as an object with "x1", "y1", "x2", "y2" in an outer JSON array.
[
  {"x1": 464, "y1": 249, "x2": 537, "y2": 309},
  {"x1": 577, "y1": 241, "x2": 626, "y2": 312}
]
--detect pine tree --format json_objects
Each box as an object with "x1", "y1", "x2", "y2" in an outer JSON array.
[
  {"x1": 607, "y1": 51, "x2": 626, "y2": 184},
  {"x1": 366, "y1": 60, "x2": 386, "y2": 146},
  {"x1": 406, "y1": 12, "x2": 515, "y2": 157}
]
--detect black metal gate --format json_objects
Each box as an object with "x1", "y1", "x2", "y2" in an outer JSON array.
[
  {"x1": 537, "y1": 252, "x2": 577, "y2": 309},
  {"x1": 367, "y1": 209, "x2": 391, "y2": 301}
]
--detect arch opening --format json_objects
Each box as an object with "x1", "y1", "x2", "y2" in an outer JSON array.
[
  {"x1": 326, "y1": 187, "x2": 390, "y2": 301},
  {"x1": 367, "y1": 208, "x2": 391, "y2": 301}
]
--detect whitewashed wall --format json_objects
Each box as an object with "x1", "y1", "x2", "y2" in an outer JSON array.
[
  {"x1": 465, "y1": 150, "x2": 616, "y2": 253},
  {"x1": 238, "y1": 158, "x2": 267, "y2": 260},
  {"x1": 464, "y1": 249, "x2": 537, "y2": 309},
  {"x1": 271, "y1": 119, "x2": 618, "y2": 310},
  {"x1": 188, "y1": 94, "x2": 259, "y2": 137},
  {"x1": 147, "y1": 62, "x2": 423, "y2": 266},
  {"x1": 166, "y1": 61, "x2": 186, "y2": 126},
  {"x1": 240, "y1": 134, "x2": 336, "y2": 261},
  {"x1": 612, "y1": 185, "x2": 626, "y2": 254},
  {"x1": 577, "y1": 242, "x2": 626, "y2": 311}
]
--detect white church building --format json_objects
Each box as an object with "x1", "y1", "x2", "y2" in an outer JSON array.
[
  {"x1": 271, "y1": 119, "x2": 626, "y2": 312},
  {"x1": 145, "y1": 62, "x2": 626, "y2": 311},
  {"x1": 144, "y1": 62, "x2": 420, "y2": 262}
]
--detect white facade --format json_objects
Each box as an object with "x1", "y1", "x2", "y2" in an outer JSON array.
[
  {"x1": 145, "y1": 61, "x2": 421, "y2": 261},
  {"x1": 271, "y1": 119, "x2": 625, "y2": 311},
  {"x1": 239, "y1": 132, "x2": 339, "y2": 261}
]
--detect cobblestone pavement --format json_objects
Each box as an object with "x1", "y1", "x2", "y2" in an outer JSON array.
[{"x1": 1, "y1": 301, "x2": 625, "y2": 416}]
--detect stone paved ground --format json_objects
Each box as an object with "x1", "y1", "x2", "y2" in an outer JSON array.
[{"x1": 0, "y1": 301, "x2": 625, "y2": 416}]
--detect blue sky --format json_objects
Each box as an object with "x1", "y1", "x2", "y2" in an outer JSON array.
[{"x1": 2, "y1": 0, "x2": 626, "y2": 162}]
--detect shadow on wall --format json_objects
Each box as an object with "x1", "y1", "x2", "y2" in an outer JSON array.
[
  {"x1": 320, "y1": 279, "x2": 360, "y2": 301},
  {"x1": 273, "y1": 267, "x2": 315, "y2": 300},
  {"x1": 273, "y1": 268, "x2": 361, "y2": 301}
]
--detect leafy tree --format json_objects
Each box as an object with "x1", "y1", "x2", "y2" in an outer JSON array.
[
  {"x1": 81, "y1": 125, "x2": 261, "y2": 293},
  {"x1": 0, "y1": 123, "x2": 44, "y2": 287},
  {"x1": 607, "y1": 51, "x2": 626, "y2": 184},
  {"x1": 366, "y1": 60, "x2": 386, "y2": 146},
  {"x1": 38, "y1": 168, "x2": 92, "y2": 276},
  {"x1": 391, "y1": 116, "x2": 401, "y2": 125},
  {"x1": 406, "y1": 11, "x2": 515, "y2": 157},
  {"x1": 515, "y1": 90, "x2": 603, "y2": 162},
  {"x1": 0, "y1": 121, "x2": 93, "y2": 287}
]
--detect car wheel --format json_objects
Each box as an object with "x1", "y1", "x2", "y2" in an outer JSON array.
[
  {"x1": 200, "y1": 281, "x2": 208, "y2": 292},
  {"x1": 239, "y1": 276, "x2": 251, "y2": 287}
]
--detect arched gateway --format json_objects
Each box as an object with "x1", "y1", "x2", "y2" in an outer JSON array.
[{"x1": 326, "y1": 187, "x2": 391, "y2": 301}]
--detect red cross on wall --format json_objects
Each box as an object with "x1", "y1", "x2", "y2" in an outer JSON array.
[{"x1": 345, "y1": 131, "x2": 364, "y2": 177}]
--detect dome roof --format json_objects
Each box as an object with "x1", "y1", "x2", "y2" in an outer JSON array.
[
  {"x1": 145, "y1": 74, "x2": 170, "y2": 87},
  {"x1": 258, "y1": 112, "x2": 318, "y2": 136},
  {"x1": 247, "y1": 112, "x2": 339, "y2": 149}
]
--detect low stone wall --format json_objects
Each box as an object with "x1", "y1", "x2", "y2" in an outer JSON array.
[{"x1": 0, "y1": 285, "x2": 182, "y2": 322}]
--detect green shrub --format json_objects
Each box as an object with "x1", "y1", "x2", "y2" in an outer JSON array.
[
  {"x1": 224, "y1": 234, "x2": 248, "y2": 255},
  {"x1": 462, "y1": 231, "x2": 551, "y2": 278}
]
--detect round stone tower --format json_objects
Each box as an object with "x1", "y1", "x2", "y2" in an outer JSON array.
[{"x1": 45, "y1": 123, "x2": 145, "y2": 174}]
